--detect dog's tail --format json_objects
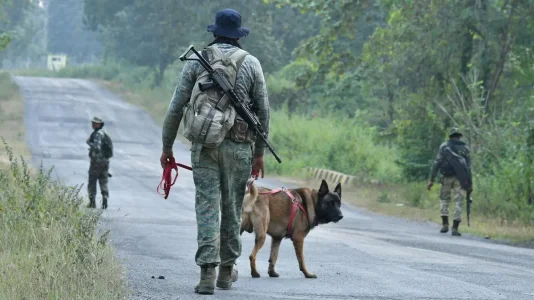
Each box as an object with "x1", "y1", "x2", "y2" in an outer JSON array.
[
  {"x1": 243, "y1": 179, "x2": 259, "y2": 213},
  {"x1": 241, "y1": 179, "x2": 258, "y2": 235}
]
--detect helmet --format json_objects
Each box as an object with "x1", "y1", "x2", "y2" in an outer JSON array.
[
  {"x1": 91, "y1": 117, "x2": 104, "y2": 124},
  {"x1": 448, "y1": 127, "x2": 463, "y2": 138}
]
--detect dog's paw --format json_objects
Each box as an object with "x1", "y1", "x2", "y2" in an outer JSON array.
[
  {"x1": 304, "y1": 273, "x2": 317, "y2": 279},
  {"x1": 268, "y1": 271, "x2": 279, "y2": 278},
  {"x1": 251, "y1": 271, "x2": 261, "y2": 278}
]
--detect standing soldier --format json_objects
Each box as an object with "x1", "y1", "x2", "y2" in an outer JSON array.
[
  {"x1": 160, "y1": 8, "x2": 269, "y2": 295},
  {"x1": 87, "y1": 117, "x2": 113, "y2": 209},
  {"x1": 427, "y1": 128, "x2": 472, "y2": 236}
]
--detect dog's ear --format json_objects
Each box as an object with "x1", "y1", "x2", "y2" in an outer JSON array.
[
  {"x1": 319, "y1": 180, "x2": 329, "y2": 197},
  {"x1": 334, "y1": 182, "x2": 342, "y2": 198}
]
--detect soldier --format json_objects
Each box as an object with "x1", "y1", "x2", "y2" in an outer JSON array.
[
  {"x1": 87, "y1": 117, "x2": 113, "y2": 209},
  {"x1": 160, "y1": 8, "x2": 269, "y2": 295},
  {"x1": 427, "y1": 128, "x2": 472, "y2": 236}
]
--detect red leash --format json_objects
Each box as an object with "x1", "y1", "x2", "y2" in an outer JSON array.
[{"x1": 157, "y1": 157, "x2": 192, "y2": 199}]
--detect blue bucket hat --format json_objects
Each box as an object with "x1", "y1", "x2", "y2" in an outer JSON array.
[{"x1": 207, "y1": 8, "x2": 250, "y2": 39}]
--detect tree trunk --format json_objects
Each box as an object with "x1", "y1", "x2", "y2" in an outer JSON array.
[
  {"x1": 386, "y1": 83, "x2": 394, "y2": 125},
  {"x1": 484, "y1": 0, "x2": 516, "y2": 113},
  {"x1": 528, "y1": 126, "x2": 534, "y2": 205},
  {"x1": 154, "y1": 58, "x2": 169, "y2": 87}
]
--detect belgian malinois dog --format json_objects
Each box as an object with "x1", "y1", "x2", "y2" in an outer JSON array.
[{"x1": 240, "y1": 179, "x2": 343, "y2": 278}]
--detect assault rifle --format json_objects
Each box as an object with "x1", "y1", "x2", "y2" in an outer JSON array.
[
  {"x1": 466, "y1": 190, "x2": 473, "y2": 227},
  {"x1": 443, "y1": 146, "x2": 473, "y2": 226},
  {"x1": 178, "y1": 45, "x2": 282, "y2": 164}
]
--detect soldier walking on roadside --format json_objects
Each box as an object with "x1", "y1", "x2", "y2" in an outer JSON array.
[
  {"x1": 427, "y1": 128, "x2": 472, "y2": 236},
  {"x1": 87, "y1": 117, "x2": 113, "y2": 209},
  {"x1": 159, "y1": 8, "x2": 270, "y2": 295}
]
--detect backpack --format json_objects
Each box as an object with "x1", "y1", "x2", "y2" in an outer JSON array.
[
  {"x1": 181, "y1": 45, "x2": 249, "y2": 148},
  {"x1": 101, "y1": 131, "x2": 113, "y2": 159},
  {"x1": 442, "y1": 143, "x2": 472, "y2": 190}
]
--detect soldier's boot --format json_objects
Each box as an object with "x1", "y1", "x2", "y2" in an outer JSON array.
[
  {"x1": 216, "y1": 264, "x2": 238, "y2": 289},
  {"x1": 440, "y1": 216, "x2": 449, "y2": 233},
  {"x1": 452, "y1": 220, "x2": 462, "y2": 236},
  {"x1": 194, "y1": 266, "x2": 216, "y2": 295},
  {"x1": 101, "y1": 193, "x2": 108, "y2": 210},
  {"x1": 87, "y1": 197, "x2": 96, "y2": 209}
]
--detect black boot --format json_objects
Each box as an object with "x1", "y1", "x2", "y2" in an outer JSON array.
[
  {"x1": 87, "y1": 197, "x2": 96, "y2": 209},
  {"x1": 101, "y1": 193, "x2": 108, "y2": 210},
  {"x1": 440, "y1": 216, "x2": 449, "y2": 233},
  {"x1": 452, "y1": 220, "x2": 461, "y2": 236}
]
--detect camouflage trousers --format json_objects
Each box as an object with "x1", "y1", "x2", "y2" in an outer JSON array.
[
  {"x1": 88, "y1": 160, "x2": 109, "y2": 201},
  {"x1": 439, "y1": 176, "x2": 465, "y2": 221},
  {"x1": 191, "y1": 139, "x2": 252, "y2": 267}
]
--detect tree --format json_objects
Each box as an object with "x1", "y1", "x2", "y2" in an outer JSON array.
[
  {"x1": 47, "y1": 0, "x2": 102, "y2": 64},
  {"x1": 83, "y1": 0, "x2": 317, "y2": 86},
  {"x1": 0, "y1": 0, "x2": 44, "y2": 67}
]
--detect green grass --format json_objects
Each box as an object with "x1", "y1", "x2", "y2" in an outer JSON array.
[
  {"x1": 264, "y1": 109, "x2": 402, "y2": 182},
  {"x1": 0, "y1": 71, "x2": 129, "y2": 299},
  {"x1": 0, "y1": 142, "x2": 129, "y2": 299}
]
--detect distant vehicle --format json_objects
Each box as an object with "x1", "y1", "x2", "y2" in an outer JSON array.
[{"x1": 47, "y1": 54, "x2": 67, "y2": 71}]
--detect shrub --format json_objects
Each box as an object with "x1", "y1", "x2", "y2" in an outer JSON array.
[{"x1": 0, "y1": 141, "x2": 128, "y2": 299}]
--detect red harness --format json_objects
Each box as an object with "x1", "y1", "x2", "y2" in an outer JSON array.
[
  {"x1": 252, "y1": 182, "x2": 308, "y2": 238},
  {"x1": 157, "y1": 157, "x2": 192, "y2": 199}
]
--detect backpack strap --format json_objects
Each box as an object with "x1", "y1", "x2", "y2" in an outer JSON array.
[
  {"x1": 228, "y1": 49, "x2": 249, "y2": 79},
  {"x1": 205, "y1": 45, "x2": 225, "y2": 65},
  {"x1": 215, "y1": 49, "x2": 249, "y2": 111}
]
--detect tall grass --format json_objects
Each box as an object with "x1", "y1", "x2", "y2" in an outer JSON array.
[
  {"x1": 0, "y1": 141, "x2": 129, "y2": 299},
  {"x1": 265, "y1": 109, "x2": 402, "y2": 182}
]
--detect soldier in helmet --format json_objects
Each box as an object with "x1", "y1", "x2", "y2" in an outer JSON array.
[
  {"x1": 87, "y1": 117, "x2": 113, "y2": 209},
  {"x1": 427, "y1": 127, "x2": 472, "y2": 236}
]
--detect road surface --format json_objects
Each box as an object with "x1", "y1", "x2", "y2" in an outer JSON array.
[{"x1": 14, "y1": 76, "x2": 534, "y2": 300}]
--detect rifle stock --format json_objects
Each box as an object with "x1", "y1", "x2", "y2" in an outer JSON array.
[{"x1": 180, "y1": 45, "x2": 282, "y2": 163}]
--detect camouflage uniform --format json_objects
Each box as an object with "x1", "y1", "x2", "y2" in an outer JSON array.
[
  {"x1": 162, "y1": 42, "x2": 269, "y2": 268},
  {"x1": 430, "y1": 128, "x2": 471, "y2": 235},
  {"x1": 87, "y1": 120, "x2": 110, "y2": 209}
]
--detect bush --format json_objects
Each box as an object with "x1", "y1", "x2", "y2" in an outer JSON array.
[
  {"x1": 0, "y1": 142, "x2": 128, "y2": 299},
  {"x1": 265, "y1": 109, "x2": 402, "y2": 183}
]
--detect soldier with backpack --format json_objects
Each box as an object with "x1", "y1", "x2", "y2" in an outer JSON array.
[
  {"x1": 87, "y1": 116, "x2": 113, "y2": 209},
  {"x1": 160, "y1": 8, "x2": 270, "y2": 295},
  {"x1": 427, "y1": 127, "x2": 472, "y2": 236}
]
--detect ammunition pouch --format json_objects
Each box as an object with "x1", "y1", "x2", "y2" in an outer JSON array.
[{"x1": 226, "y1": 116, "x2": 256, "y2": 143}]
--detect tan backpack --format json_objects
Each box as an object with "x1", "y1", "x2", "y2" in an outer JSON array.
[{"x1": 182, "y1": 45, "x2": 249, "y2": 148}]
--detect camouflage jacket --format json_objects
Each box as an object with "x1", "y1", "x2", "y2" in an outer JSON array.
[
  {"x1": 430, "y1": 139, "x2": 471, "y2": 181},
  {"x1": 161, "y1": 42, "x2": 270, "y2": 157},
  {"x1": 87, "y1": 129, "x2": 109, "y2": 164}
]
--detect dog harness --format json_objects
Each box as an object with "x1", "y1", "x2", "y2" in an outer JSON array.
[{"x1": 258, "y1": 186, "x2": 308, "y2": 238}]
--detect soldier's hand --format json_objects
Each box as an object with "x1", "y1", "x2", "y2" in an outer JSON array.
[
  {"x1": 427, "y1": 180, "x2": 434, "y2": 191},
  {"x1": 251, "y1": 156, "x2": 265, "y2": 179},
  {"x1": 160, "y1": 151, "x2": 173, "y2": 169}
]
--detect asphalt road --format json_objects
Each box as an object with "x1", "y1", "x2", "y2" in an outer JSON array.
[{"x1": 14, "y1": 76, "x2": 534, "y2": 300}]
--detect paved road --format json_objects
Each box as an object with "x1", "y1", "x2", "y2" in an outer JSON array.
[{"x1": 15, "y1": 76, "x2": 534, "y2": 300}]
